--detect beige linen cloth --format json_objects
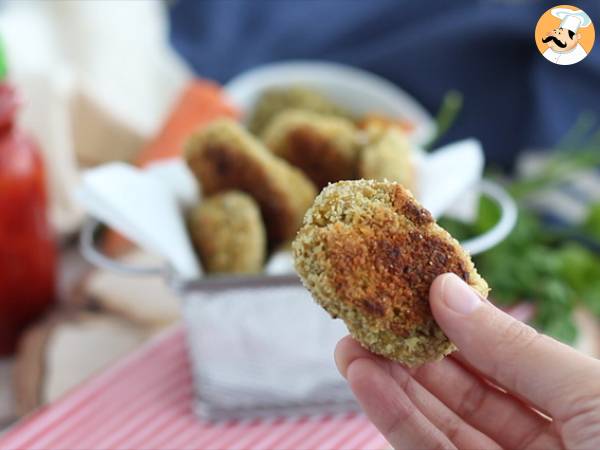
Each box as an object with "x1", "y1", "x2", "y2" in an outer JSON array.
[
  {"x1": 0, "y1": 0, "x2": 190, "y2": 237},
  {"x1": 0, "y1": 0, "x2": 190, "y2": 426}
]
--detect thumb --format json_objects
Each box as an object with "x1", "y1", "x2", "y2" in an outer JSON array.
[{"x1": 430, "y1": 273, "x2": 600, "y2": 419}]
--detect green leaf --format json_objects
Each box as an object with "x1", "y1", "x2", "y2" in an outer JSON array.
[
  {"x1": 556, "y1": 112, "x2": 596, "y2": 151},
  {"x1": 474, "y1": 195, "x2": 502, "y2": 233},
  {"x1": 557, "y1": 243, "x2": 600, "y2": 293},
  {"x1": 583, "y1": 202, "x2": 600, "y2": 241},
  {"x1": 533, "y1": 280, "x2": 578, "y2": 343},
  {"x1": 437, "y1": 217, "x2": 475, "y2": 242},
  {"x1": 0, "y1": 38, "x2": 6, "y2": 81},
  {"x1": 438, "y1": 114, "x2": 600, "y2": 340},
  {"x1": 426, "y1": 90, "x2": 463, "y2": 150},
  {"x1": 539, "y1": 315, "x2": 578, "y2": 344},
  {"x1": 580, "y1": 282, "x2": 600, "y2": 317}
]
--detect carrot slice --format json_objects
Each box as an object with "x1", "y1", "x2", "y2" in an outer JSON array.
[
  {"x1": 358, "y1": 113, "x2": 414, "y2": 133},
  {"x1": 136, "y1": 79, "x2": 239, "y2": 166}
]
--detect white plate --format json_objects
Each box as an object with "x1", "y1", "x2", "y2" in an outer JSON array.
[{"x1": 224, "y1": 60, "x2": 436, "y2": 146}]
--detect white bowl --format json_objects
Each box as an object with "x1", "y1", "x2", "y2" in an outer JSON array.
[{"x1": 224, "y1": 60, "x2": 436, "y2": 146}]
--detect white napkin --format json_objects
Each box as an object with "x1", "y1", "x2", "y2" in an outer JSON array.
[
  {"x1": 77, "y1": 160, "x2": 201, "y2": 279},
  {"x1": 417, "y1": 138, "x2": 484, "y2": 221}
]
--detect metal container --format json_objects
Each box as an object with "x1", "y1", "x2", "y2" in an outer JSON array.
[
  {"x1": 80, "y1": 179, "x2": 517, "y2": 420},
  {"x1": 80, "y1": 221, "x2": 358, "y2": 420}
]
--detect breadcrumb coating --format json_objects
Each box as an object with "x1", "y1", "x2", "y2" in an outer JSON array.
[
  {"x1": 185, "y1": 119, "x2": 317, "y2": 245},
  {"x1": 188, "y1": 191, "x2": 266, "y2": 274},
  {"x1": 293, "y1": 180, "x2": 489, "y2": 367},
  {"x1": 262, "y1": 110, "x2": 359, "y2": 189},
  {"x1": 248, "y1": 87, "x2": 351, "y2": 135}
]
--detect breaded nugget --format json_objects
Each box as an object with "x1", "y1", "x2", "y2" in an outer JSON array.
[
  {"x1": 185, "y1": 119, "x2": 317, "y2": 245},
  {"x1": 358, "y1": 126, "x2": 415, "y2": 193},
  {"x1": 189, "y1": 191, "x2": 266, "y2": 274},
  {"x1": 262, "y1": 110, "x2": 359, "y2": 189},
  {"x1": 293, "y1": 180, "x2": 489, "y2": 367},
  {"x1": 249, "y1": 87, "x2": 352, "y2": 135}
]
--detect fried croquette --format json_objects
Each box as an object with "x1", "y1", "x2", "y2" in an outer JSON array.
[
  {"x1": 248, "y1": 87, "x2": 351, "y2": 135},
  {"x1": 262, "y1": 110, "x2": 359, "y2": 189},
  {"x1": 185, "y1": 119, "x2": 317, "y2": 245},
  {"x1": 358, "y1": 126, "x2": 415, "y2": 193},
  {"x1": 293, "y1": 180, "x2": 489, "y2": 367},
  {"x1": 188, "y1": 191, "x2": 266, "y2": 274}
]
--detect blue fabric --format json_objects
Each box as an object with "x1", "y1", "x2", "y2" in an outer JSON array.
[{"x1": 168, "y1": 0, "x2": 600, "y2": 170}]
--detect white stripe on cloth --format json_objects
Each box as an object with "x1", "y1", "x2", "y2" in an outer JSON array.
[
  {"x1": 0, "y1": 327, "x2": 386, "y2": 450},
  {"x1": 39, "y1": 344, "x2": 190, "y2": 449},
  {"x1": 0, "y1": 327, "x2": 183, "y2": 450}
]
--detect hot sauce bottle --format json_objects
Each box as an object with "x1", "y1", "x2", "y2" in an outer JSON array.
[{"x1": 0, "y1": 46, "x2": 56, "y2": 355}]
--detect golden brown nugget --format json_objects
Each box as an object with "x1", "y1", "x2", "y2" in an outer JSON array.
[
  {"x1": 358, "y1": 126, "x2": 415, "y2": 193},
  {"x1": 188, "y1": 191, "x2": 266, "y2": 274},
  {"x1": 293, "y1": 180, "x2": 489, "y2": 367},
  {"x1": 185, "y1": 119, "x2": 317, "y2": 245},
  {"x1": 249, "y1": 87, "x2": 351, "y2": 135},
  {"x1": 262, "y1": 110, "x2": 359, "y2": 189}
]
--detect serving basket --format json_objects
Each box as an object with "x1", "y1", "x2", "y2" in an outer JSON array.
[
  {"x1": 78, "y1": 60, "x2": 520, "y2": 420},
  {"x1": 80, "y1": 178, "x2": 516, "y2": 420}
]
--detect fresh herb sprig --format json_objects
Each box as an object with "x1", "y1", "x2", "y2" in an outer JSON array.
[
  {"x1": 426, "y1": 90, "x2": 463, "y2": 150},
  {"x1": 439, "y1": 119, "x2": 600, "y2": 344}
]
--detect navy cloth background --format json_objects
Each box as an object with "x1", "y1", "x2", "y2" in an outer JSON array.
[{"x1": 168, "y1": 0, "x2": 600, "y2": 170}]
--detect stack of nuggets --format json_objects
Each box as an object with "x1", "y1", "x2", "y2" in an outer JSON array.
[
  {"x1": 184, "y1": 87, "x2": 420, "y2": 275},
  {"x1": 185, "y1": 119, "x2": 317, "y2": 249}
]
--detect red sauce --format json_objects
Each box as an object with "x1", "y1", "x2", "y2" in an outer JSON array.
[{"x1": 0, "y1": 83, "x2": 56, "y2": 355}]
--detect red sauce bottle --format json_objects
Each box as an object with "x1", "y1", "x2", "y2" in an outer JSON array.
[{"x1": 0, "y1": 80, "x2": 57, "y2": 355}]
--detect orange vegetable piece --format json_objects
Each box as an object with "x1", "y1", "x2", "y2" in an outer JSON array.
[
  {"x1": 136, "y1": 79, "x2": 238, "y2": 166},
  {"x1": 358, "y1": 113, "x2": 414, "y2": 134}
]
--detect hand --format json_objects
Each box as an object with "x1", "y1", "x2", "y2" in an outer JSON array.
[{"x1": 335, "y1": 273, "x2": 600, "y2": 449}]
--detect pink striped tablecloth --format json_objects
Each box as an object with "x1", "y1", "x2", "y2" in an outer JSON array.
[{"x1": 0, "y1": 327, "x2": 387, "y2": 450}]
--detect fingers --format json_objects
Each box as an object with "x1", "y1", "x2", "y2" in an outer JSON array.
[
  {"x1": 335, "y1": 334, "x2": 560, "y2": 449},
  {"x1": 386, "y1": 365, "x2": 502, "y2": 449},
  {"x1": 336, "y1": 337, "x2": 499, "y2": 450},
  {"x1": 410, "y1": 356, "x2": 560, "y2": 449},
  {"x1": 342, "y1": 350, "x2": 457, "y2": 449},
  {"x1": 430, "y1": 273, "x2": 600, "y2": 420},
  {"x1": 335, "y1": 335, "x2": 386, "y2": 377}
]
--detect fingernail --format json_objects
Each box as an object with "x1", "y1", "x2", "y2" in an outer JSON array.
[{"x1": 441, "y1": 273, "x2": 481, "y2": 315}]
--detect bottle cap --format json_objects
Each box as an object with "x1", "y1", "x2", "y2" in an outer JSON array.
[{"x1": 0, "y1": 38, "x2": 7, "y2": 81}]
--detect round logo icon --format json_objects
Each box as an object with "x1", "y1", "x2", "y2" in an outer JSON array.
[{"x1": 535, "y1": 5, "x2": 595, "y2": 65}]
